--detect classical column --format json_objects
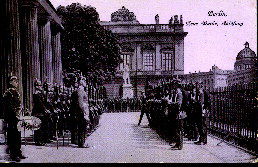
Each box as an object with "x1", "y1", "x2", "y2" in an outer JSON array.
[
  {"x1": 38, "y1": 15, "x2": 53, "y2": 85},
  {"x1": 0, "y1": 0, "x2": 23, "y2": 99},
  {"x1": 136, "y1": 43, "x2": 142, "y2": 70},
  {"x1": 131, "y1": 44, "x2": 137, "y2": 71},
  {"x1": 51, "y1": 25, "x2": 62, "y2": 84},
  {"x1": 155, "y1": 43, "x2": 161, "y2": 71},
  {"x1": 20, "y1": 1, "x2": 40, "y2": 112},
  {"x1": 174, "y1": 36, "x2": 184, "y2": 74}
]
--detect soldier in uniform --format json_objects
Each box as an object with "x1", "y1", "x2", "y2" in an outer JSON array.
[
  {"x1": 194, "y1": 84, "x2": 207, "y2": 145},
  {"x1": 3, "y1": 76, "x2": 26, "y2": 161},
  {"x1": 170, "y1": 80, "x2": 184, "y2": 150},
  {"x1": 31, "y1": 79, "x2": 48, "y2": 146},
  {"x1": 138, "y1": 92, "x2": 151, "y2": 126},
  {"x1": 69, "y1": 77, "x2": 90, "y2": 148}
]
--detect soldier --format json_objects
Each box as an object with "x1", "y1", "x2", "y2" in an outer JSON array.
[
  {"x1": 187, "y1": 84, "x2": 199, "y2": 141},
  {"x1": 194, "y1": 84, "x2": 207, "y2": 145},
  {"x1": 69, "y1": 77, "x2": 90, "y2": 148},
  {"x1": 31, "y1": 79, "x2": 49, "y2": 146},
  {"x1": 181, "y1": 84, "x2": 192, "y2": 139},
  {"x1": 138, "y1": 92, "x2": 151, "y2": 126},
  {"x1": 2, "y1": 76, "x2": 26, "y2": 162},
  {"x1": 169, "y1": 80, "x2": 184, "y2": 150}
]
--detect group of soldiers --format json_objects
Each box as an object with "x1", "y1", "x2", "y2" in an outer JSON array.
[
  {"x1": 138, "y1": 79, "x2": 211, "y2": 150},
  {"x1": 1, "y1": 75, "x2": 103, "y2": 161},
  {"x1": 104, "y1": 98, "x2": 142, "y2": 112}
]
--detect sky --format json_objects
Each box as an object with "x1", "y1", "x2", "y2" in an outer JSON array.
[{"x1": 50, "y1": 0, "x2": 257, "y2": 73}]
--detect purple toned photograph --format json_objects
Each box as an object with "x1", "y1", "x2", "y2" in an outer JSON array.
[{"x1": 0, "y1": 0, "x2": 257, "y2": 163}]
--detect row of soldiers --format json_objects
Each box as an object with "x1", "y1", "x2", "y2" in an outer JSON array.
[
  {"x1": 138, "y1": 79, "x2": 211, "y2": 149},
  {"x1": 1, "y1": 75, "x2": 104, "y2": 161},
  {"x1": 32, "y1": 77, "x2": 103, "y2": 147},
  {"x1": 104, "y1": 98, "x2": 142, "y2": 112}
]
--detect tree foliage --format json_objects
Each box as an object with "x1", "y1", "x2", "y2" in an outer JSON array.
[{"x1": 57, "y1": 3, "x2": 122, "y2": 86}]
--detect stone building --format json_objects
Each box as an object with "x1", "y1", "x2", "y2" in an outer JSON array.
[
  {"x1": 0, "y1": 0, "x2": 63, "y2": 114},
  {"x1": 227, "y1": 42, "x2": 257, "y2": 86},
  {"x1": 182, "y1": 65, "x2": 232, "y2": 91},
  {"x1": 182, "y1": 42, "x2": 257, "y2": 90},
  {"x1": 100, "y1": 6, "x2": 188, "y2": 98}
]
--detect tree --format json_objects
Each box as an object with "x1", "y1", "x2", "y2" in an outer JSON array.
[{"x1": 57, "y1": 3, "x2": 122, "y2": 86}]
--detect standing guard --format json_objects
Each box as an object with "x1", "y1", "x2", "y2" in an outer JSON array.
[
  {"x1": 2, "y1": 76, "x2": 26, "y2": 162},
  {"x1": 70, "y1": 77, "x2": 90, "y2": 148},
  {"x1": 194, "y1": 84, "x2": 207, "y2": 145},
  {"x1": 195, "y1": 84, "x2": 207, "y2": 145},
  {"x1": 170, "y1": 80, "x2": 184, "y2": 150},
  {"x1": 31, "y1": 79, "x2": 48, "y2": 146}
]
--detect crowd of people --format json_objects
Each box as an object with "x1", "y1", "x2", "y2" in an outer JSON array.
[
  {"x1": 1, "y1": 75, "x2": 104, "y2": 162},
  {"x1": 2, "y1": 74, "x2": 211, "y2": 161},
  {"x1": 138, "y1": 79, "x2": 211, "y2": 149}
]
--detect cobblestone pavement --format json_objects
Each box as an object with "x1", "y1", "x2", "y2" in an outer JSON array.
[{"x1": 0, "y1": 112, "x2": 256, "y2": 163}]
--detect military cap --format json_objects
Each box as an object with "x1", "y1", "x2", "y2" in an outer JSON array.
[{"x1": 9, "y1": 75, "x2": 18, "y2": 82}]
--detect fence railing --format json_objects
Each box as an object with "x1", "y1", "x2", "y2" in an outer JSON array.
[{"x1": 208, "y1": 82, "x2": 257, "y2": 154}]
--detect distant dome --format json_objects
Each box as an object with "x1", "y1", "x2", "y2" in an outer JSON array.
[
  {"x1": 236, "y1": 42, "x2": 256, "y2": 60},
  {"x1": 234, "y1": 42, "x2": 257, "y2": 71},
  {"x1": 111, "y1": 6, "x2": 139, "y2": 23}
]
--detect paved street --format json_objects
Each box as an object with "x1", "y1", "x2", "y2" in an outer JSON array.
[{"x1": 0, "y1": 112, "x2": 256, "y2": 163}]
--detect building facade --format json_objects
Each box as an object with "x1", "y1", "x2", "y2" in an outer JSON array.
[
  {"x1": 0, "y1": 0, "x2": 63, "y2": 114},
  {"x1": 182, "y1": 65, "x2": 232, "y2": 91},
  {"x1": 227, "y1": 42, "x2": 257, "y2": 86},
  {"x1": 183, "y1": 42, "x2": 257, "y2": 90},
  {"x1": 100, "y1": 6, "x2": 188, "y2": 98}
]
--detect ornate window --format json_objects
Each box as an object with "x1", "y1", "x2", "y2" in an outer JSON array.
[
  {"x1": 162, "y1": 52, "x2": 173, "y2": 70},
  {"x1": 143, "y1": 52, "x2": 154, "y2": 71},
  {"x1": 161, "y1": 47, "x2": 174, "y2": 71},
  {"x1": 142, "y1": 43, "x2": 155, "y2": 71}
]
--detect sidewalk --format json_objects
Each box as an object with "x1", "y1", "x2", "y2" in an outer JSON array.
[{"x1": 0, "y1": 112, "x2": 256, "y2": 163}]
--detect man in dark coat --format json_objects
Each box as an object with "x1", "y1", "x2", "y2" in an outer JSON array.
[
  {"x1": 69, "y1": 78, "x2": 90, "y2": 148},
  {"x1": 194, "y1": 84, "x2": 207, "y2": 145},
  {"x1": 138, "y1": 92, "x2": 151, "y2": 126},
  {"x1": 31, "y1": 79, "x2": 48, "y2": 146},
  {"x1": 3, "y1": 76, "x2": 26, "y2": 162}
]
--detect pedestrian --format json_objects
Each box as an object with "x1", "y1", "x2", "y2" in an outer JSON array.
[
  {"x1": 138, "y1": 92, "x2": 151, "y2": 126},
  {"x1": 2, "y1": 75, "x2": 26, "y2": 162}
]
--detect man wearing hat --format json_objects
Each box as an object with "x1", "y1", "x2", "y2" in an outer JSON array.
[
  {"x1": 31, "y1": 79, "x2": 48, "y2": 146},
  {"x1": 2, "y1": 75, "x2": 26, "y2": 161},
  {"x1": 138, "y1": 91, "x2": 151, "y2": 126},
  {"x1": 169, "y1": 79, "x2": 184, "y2": 150}
]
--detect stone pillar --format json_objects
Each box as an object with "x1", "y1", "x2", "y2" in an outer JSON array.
[
  {"x1": 51, "y1": 25, "x2": 62, "y2": 85},
  {"x1": 20, "y1": 2, "x2": 40, "y2": 112},
  {"x1": 155, "y1": 44, "x2": 161, "y2": 71},
  {"x1": 174, "y1": 37, "x2": 184, "y2": 74},
  {"x1": 131, "y1": 44, "x2": 137, "y2": 71},
  {"x1": 136, "y1": 44, "x2": 142, "y2": 70},
  {"x1": 0, "y1": 0, "x2": 23, "y2": 99},
  {"x1": 38, "y1": 15, "x2": 53, "y2": 84}
]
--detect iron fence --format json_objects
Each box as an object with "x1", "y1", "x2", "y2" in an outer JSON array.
[{"x1": 208, "y1": 82, "x2": 257, "y2": 154}]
